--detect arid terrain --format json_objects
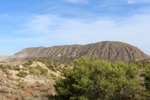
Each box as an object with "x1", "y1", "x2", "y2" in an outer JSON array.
[
  {"x1": 0, "y1": 60, "x2": 68, "y2": 100},
  {"x1": 0, "y1": 41, "x2": 150, "y2": 100},
  {"x1": 0, "y1": 41, "x2": 149, "y2": 64}
]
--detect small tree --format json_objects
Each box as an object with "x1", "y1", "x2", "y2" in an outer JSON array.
[
  {"x1": 53, "y1": 56, "x2": 143, "y2": 100},
  {"x1": 144, "y1": 64, "x2": 150, "y2": 90}
]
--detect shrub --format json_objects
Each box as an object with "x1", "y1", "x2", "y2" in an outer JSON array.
[
  {"x1": 5, "y1": 65, "x2": 12, "y2": 69},
  {"x1": 0, "y1": 86, "x2": 11, "y2": 93},
  {"x1": 40, "y1": 68, "x2": 48, "y2": 75},
  {"x1": 23, "y1": 61, "x2": 33, "y2": 67},
  {"x1": 52, "y1": 56, "x2": 143, "y2": 100},
  {"x1": 64, "y1": 65, "x2": 68, "y2": 67},
  {"x1": 47, "y1": 64, "x2": 54, "y2": 69},
  {"x1": 54, "y1": 63, "x2": 58, "y2": 68},
  {"x1": 51, "y1": 74, "x2": 56, "y2": 78},
  {"x1": 144, "y1": 64, "x2": 150, "y2": 90},
  {"x1": 29, "y1": 69, "x2": 40, "y2": 75},
  {"x1": 6, "y1": 72, "x2": 12, "y2": 76},
  {"x1": 0, "y1": 64, "x2": 7, "y2": 69},
  {"x1": 19, "y1": 82, "x2": 28, "y2": 88},
  {"x1": 24, "y1": 96, "x2": 35, "y2": 100},
  {"x1": 33, "y1": 92, "x2": 41, "y2": 98},
  {"x1": 36, "y1": 65, "x2": 48, "y2": 75},
  {"x1": 37, "y1": 59, "x2": 52, "y2": 65},
  {"x1": 13, "y1": 65, "x2": 21, "y2": 71},
  {"x1": 47, "y1": 65, "x2": 57, "y2": 72},
  {"x1": 16, "y1": 71, "x2": 28, "y2": 78}
]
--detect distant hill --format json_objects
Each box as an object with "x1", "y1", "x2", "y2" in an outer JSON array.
[
  {"x1": 0, "y1": 56, "x2": 10, "y2": 61},
  {"x1": 7, "y1": 41, "x2": 149, "y2": 62}
]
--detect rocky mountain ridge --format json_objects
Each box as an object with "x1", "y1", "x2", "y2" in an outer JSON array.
[{"x1": 0, "y1": 41, "x2": 149, "y2": 63}]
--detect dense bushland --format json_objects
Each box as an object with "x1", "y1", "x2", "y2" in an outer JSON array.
[{"x1": 51, "y1": 56, "x2": 147, "y2": 100}]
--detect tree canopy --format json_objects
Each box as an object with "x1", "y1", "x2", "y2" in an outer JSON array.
[{"x1": 52, "y1": 56, "x2": 144, "y2": 100}]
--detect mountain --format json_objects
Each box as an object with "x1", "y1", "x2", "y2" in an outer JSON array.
[
  {"x1": 0, "y1": 56, "x2": 10, "y2": 61},
  {"x1": 9, "y1": 41, "x2": 149, "y2": 62}
]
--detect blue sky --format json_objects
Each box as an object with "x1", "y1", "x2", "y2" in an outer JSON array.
[{"x1": 0, "y1": 0, "x2": 150, "y2": 55}]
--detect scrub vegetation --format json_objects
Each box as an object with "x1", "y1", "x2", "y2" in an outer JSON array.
[{"x1": 0, "y1": 56, "x2": 150, "y2": 100}]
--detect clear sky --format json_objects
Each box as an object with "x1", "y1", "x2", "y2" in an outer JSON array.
[{"x1": 0, "y1": 0, "x2": 150, "y2": 55}]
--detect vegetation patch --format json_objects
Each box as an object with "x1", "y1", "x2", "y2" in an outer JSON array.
[
  {"x1": 16, "y1": 71, "x2": 28, "y2": 78},
  {"x1": 23, "y1": 61, "x2": 33, "y2": 67},
  {"x1": 51, "y1": 56, "x2": 145, "y2": 100}
]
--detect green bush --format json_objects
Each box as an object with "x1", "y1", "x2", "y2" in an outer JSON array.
[
  {"x1": 16, "y1": 71, "x2": 28, "y2": 78},
  {"x1": 5, "y1": 65, "x2": 12, "y2": 69},
  {"x1": 47, "y1": 64, "x2": 54, "y2": 69},
  {"x1": 36, "y1": 65, "x2": 48, "y2": 75},
  {"x1": 23, "y1": 61, "x2": 33, "y2": 67},
  {"x1": 51, "y1": 73, "x2": 56, "y2": 77},
  {"x1": 13, "y1": 65, "x2": 21, "y2": 71},
  {"x1": 144, "y1": 64, "x2": 150, "y2": 90},
  {"x1": 52, "y1": 56, "x2": 143, "y2": 100},
  {"x1": 29, "y1": 69, "x2": 40, "y2": 75},
  {"x1": 47, "y1": 64, "x2": 57, "y2": 72},
  {"x1": 0, "y1": 64, "x2": 7, "y2": 69},
  {"x1": 37, "y1": 59, "x2": 52, "y2": 65},
  {"x1": 6, "y1": 72, "x2": 12, "y2": 76}
]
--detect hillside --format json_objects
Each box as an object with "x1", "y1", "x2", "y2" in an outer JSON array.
[
  {"x1": 12, "y1": 41, "x2": 149, "y2": 62},
  {"x1": 0, "y1": 57, "x2": 150, "y2": 99},
  {"x1": 0, "y1": 60, "x2": 66, "y2": 100},
  {"x1": 0, "y1": 56, "x2": 10, "y2": 61},
  {"x1": 0, "y1": 41, "x2": 149, "y2": 63}
]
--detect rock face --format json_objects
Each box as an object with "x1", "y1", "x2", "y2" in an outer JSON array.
[{"x1": 12, "y1": 41, "x2": 150, "y2": 62}]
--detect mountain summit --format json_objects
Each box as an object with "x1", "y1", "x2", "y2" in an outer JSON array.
[{"x1": 11, "y1": 41, "x2": 149, "y2": 62}]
